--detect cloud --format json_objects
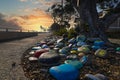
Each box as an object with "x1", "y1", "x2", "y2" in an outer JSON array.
[
  {"x1": 0, "y1": 13, "x2": 22, "y2": 29},
  {"x1": 8, "y1": 8, "x2": 53, "y2": 31}
]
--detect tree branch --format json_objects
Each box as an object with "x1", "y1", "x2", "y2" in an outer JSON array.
[{"x1": 101, "y1": 12, "x2": 120, "y2": 29}]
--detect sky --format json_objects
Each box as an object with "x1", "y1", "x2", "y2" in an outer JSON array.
[{"x1": 0, "y1": 0, "x2": 60, "y2": 32}]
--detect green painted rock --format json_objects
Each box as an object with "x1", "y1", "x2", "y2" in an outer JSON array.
[{"x1": 95, "y1": 49, "x2": 107, "y2": 58}]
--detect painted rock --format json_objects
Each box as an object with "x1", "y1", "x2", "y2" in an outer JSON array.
[
  {"x1": 84, "y1": 74, "x2": 101, "y2": 80},
  {"x1": 57, "y1": 38, "x2": 64, "y2": 43},
  {"x1": 77, "y1": 41, "x2": 86, "y2": 47},
  {"x1": 78, "y1": 46, "x2": 90, "y2": 53},
  {"x1": 29, "y1": 57, "x2": 38, "y2": 61},
  {"x1": 95, "y1": 74, "x2": 108, "y2": 80},
  {"x1": 47, "y1": 40, "x2": 55, "y2": 46},
  {"x1": 59, "y1": 47, "x2": 70, "y2": 54},
  {"x1": 55, "y1": 42, "x2": 64, "y2": 48},
  {"x1": 94, "y1": 41, "x2": 105, "y2": 47},
  {"x1": 49, "y1": 64, "x2": 79, "y2": 80},
  {"x1": 92, "y1": 45, "x2": 101, "y2": 50},
  {"x1": 34, "y1": 49, "x2": 49, "y2": 58},
  {"x1": 32, "y1": 46, "x2": 41, "y2": 51},
  {"x1": 64, "y1": 60, "x2": 83, "y2": 69},
  {"x1": 95, "y1": 49, "x2": 107, "y2": 58},
  {"x1": 78, "y1": 53, "x2": 85, "y2": 58},
  {"x1": 68, "y1": 38, "x2": 76, "y2": 44},
  {"x1": 36, "y1": 43, "x2": 42, "y2": 46},
  {"x1": 29, "y1": 51, "x2": 35, "y2": 55},
  {"x1": 76, "y1": 35, "x2": 86, "y2": 42},
  {"x1": 39, "y1": 52, "x2": 60, "y2": 66},
  {"x1": 80, "y1": 56, "x2": 88, "y2": 64},
  {"x1": 72, "y1": 47, "x2": 78, "y2": 51},
  {"x1": 40, "y1": 40, "x2": 46, "y2": 45},
  {"x1": 66, "y1": 54, "x2": 78, "y2": 60},
  {"x1": 70, "y1": 50, "x2": 78, "y2": 54},
  {"x1": 41, "y1": 44, "x2": 49, "y2": 49},
  {"x1": 87, "y1": 38, "x2": 101, "y2": 43},
  {"x1": 116, "y1": 47, "x2": 120, "y2": 51}
]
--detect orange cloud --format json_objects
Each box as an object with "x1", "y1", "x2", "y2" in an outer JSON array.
[{"x1": 8, "y1": 9, "x2": 53, "y2": 32}]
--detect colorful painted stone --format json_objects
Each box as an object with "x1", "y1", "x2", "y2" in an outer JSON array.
[
  {"x1": 32, "y1": 46, "x2": 41, "y2": 51},
  {"x1": 80, "y1": 56, "x2": 88, "y2": 64},
  {"x1": 76, "y1": 35, "x2": 86, "y2": 42},
  {"x1": 77, "y1": 41, "x2": 86, "y2": 47},
  {"x1": 78, "y1": 46, "x2": 90, "y2": 53},
  {"x1": 41, "y1": 44, "x2": 49, "y2": 49},
  {"x1": 70, "y1": 50, "x2": 78, "y2": 54},
  {"x1": 68, "y1": 38, "x2": 76, "y2": 44},
  {"x1": 55, "y1": 42, "x2": 64, "y2": 48},
  {"x1": 34, "y1": 49, "x2": 49, "y2": 58},
  {"x1": 39, "y1": 52, "x2": 60, "y2": 66},
  {"x1": 95, "y1": 74, "x2": 108, "y2": 80},
  {"x1": 64, "y1": 60, "x2": 83, "y2": 69},
  {"x1": 78, "y1": 53, "x2": 85, "y2": 58},
  {"x1": 29, "y1": 51, "x2": 35, "y2": 55},
  {"x1": 29, "y1": 57, "x2": 38, "y2": 61},
  {"x1": 49, "y1": 64, "x2": 79, "y2": 80},
  {"x1": 84, "y1": 74, "x2": 101, "y2": 80},
  {"x1": 94, "y1": 41, "x2": 105, "y2": 47},
  {"x1": 66, "y1": 54, "x2": 78, "y2": 60},
  {"x1": 59, "y1": 47, "x2": 70, "y2": 54},
  {"x1": 95, "y1": 49, "x2": 107, "y2": 58},
  {"x1": 92, "y1": 45, "x2": 101, "y2": 50}
]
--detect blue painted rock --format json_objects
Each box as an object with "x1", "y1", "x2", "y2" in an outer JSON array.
[
  {"x1": 94, "y1": 41, "x2": 105, "y2": 47},
  {"x1": 77, "y1": 41, "x2": 86, "y2": 47},
  {"x1": 32, "y1": 46, "x2": 41, "y2": 51},
  {"x1": 55, "y1": 42, "x2": 64, "y2": 48},
  {"x1": 34, "y1": 49, "x2": 49, "y2": 58},
  {"x1": 49, "y1": 64, "x2": 79, "y2": 80},
  {"x1": 59, "y1": 47, "x2": 70, "y2": 54},
  {"x1": 64, "y1": 60, "x2": 83, "y2": 69},
  {"x1": 92, "y1": 45, "x2": 101, "y2": 50},
  {"x1": 39, "y1": 52, "x2": 60, "y2": 66},
  {"x1": 84, "y1": 74, "x2": 100, "y2": 80},
  {"x1": 41, "y1": 44, "x2": 49, "y2": 49},
  {"x1": 78, "y1": 46, "x2": 90, "y2": 53},
  {"x1": 95, "y1": 74, "x2": 108, "y2": 80},
  {"x1": 80, "y1": 56, "x2": 88, "y2": 64},
  {"x1": 68, "y1": 38, "x2": 76, "y2": 44},
  {"x1": 66, "y1": 54, "x2": 78, "y2": 60},
  {"x1": 72, "y1": 47, "x2": 78, "y2": 51},
  {"x1": 76, "y1": 35, "x2": 86, "y2": 42},
  {"x1": 94, "y1": 49, "x2": 107, "y2": 58},
  {"x1": 36, "y1": 43, "x2": 42, "y2": 46}
]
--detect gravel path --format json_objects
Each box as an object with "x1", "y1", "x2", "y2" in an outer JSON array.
[{"x1": 0, "y1": 33, "x2": 49, "y2": 80}]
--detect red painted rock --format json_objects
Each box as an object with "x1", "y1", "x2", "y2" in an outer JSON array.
[{"x1": 34, "y1": 49, "x2": 49, "y2": 58}]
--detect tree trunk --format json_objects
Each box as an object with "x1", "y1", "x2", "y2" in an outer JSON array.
[{"x1": 73, "y1": 0, "x2": 110, "y2": 43}]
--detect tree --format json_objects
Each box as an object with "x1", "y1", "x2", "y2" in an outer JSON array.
[{"x1": 49, "y1": 0, "x2": 120, "y2": 45}]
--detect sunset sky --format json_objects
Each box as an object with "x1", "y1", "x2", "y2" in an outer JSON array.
[{"x1": 0, "y1": 0, "x2": 60, "y2": 32}]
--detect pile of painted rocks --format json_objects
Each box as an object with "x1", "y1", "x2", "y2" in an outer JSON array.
[{"x1": 21, "y1": 35, "x2": 120, "y2": 80}]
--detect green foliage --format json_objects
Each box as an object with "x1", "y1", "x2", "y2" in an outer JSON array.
[
  {"x1": 68, "y1": 28, "x2": 78, "y2": 39},
  {"x1": 53, "y1": 28, "x2": 67, "y2": 36}
]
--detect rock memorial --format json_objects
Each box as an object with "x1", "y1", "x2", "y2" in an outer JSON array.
[{"x1": 21, "y1": 35, "x2": 120, "y2": 80}]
